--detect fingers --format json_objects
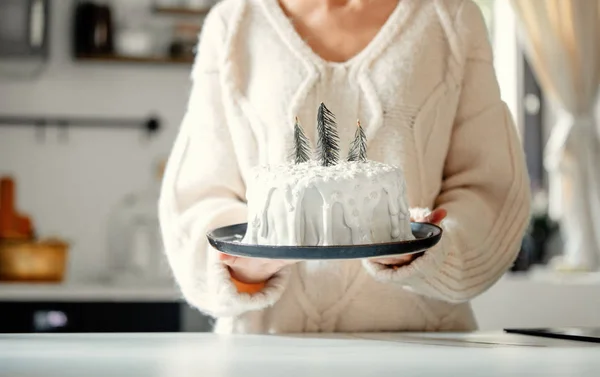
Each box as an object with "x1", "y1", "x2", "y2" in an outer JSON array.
[
  {"x1": 411, "y1": 208, "x2": 448, "y2": 225},
  {"x1": 219, "y1": 253, "x2": 298, "y2": 271},
  {"x1": 427, "y1": 208, "x2": 447, "y2": 225},
  {"x1": 218, "y1": 252, "x2": 237, "y2": 265},
  {"x1": 373, "y1": 255, "x2": 413, "y2": 266}
]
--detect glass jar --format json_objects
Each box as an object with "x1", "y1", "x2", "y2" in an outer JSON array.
[{"x1": 106, "y1": 160, "x2": 171, "y2": 285}]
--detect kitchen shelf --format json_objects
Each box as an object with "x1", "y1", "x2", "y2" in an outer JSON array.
[
  {"x1": 153, "y1": 5, "x2": 211, "y2": 16},
  {"x1": 0, "y1": 114, "x2": 162, "y2": 142},
  {"x1": 75, "y1": 54, "x2": 193, "y2": 65}
]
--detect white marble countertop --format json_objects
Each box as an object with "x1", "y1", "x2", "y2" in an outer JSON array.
[{"x1": 0, "y1": 332, "x2": 598, "y2": 377}]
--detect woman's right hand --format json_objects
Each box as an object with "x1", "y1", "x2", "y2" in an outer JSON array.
[{"x1": 219, "y1": 253, "x2": 297, "y2": 284}]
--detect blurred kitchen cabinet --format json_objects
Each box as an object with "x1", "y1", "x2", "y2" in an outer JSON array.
[{"x1": 0, "y1": 302, "x2": 181, "y2": 333}]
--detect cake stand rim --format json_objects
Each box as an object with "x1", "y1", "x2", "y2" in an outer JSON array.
[{"x1": 206, "y1": 222, "x2": 443, "y2": 260}]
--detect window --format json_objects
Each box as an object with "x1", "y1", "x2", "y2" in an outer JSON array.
[
  {"x1": 474, "y1": 0, "x2": 544, "y2": 192},
  {"x1": 474, "y1": 0, "x2": 550, "y2": 271},
  {"x1": 473, "y1": 0, "x2": 495, "y2": 36}
]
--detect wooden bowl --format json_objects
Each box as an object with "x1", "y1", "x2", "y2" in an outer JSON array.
[{"x1": 0, "y1": 238, "x2": 69, "y2": 282}]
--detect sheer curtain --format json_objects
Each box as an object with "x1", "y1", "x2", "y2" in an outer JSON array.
[{"x1": 511, "y1": 0, "x2": 600, "y2": 271}]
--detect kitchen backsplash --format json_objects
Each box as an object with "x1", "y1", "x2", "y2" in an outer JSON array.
[{"x1": 0, "y1": 0, "x2": 195, "y2": 282}]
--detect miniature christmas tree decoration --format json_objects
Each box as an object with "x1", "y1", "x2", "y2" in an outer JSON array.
[
  {"x1": 316, "y1": 102, "x2": 340, "y2": 167},
  {"x1": 291, "y1": 117, "x2": 311, "y2": 164},
  {"x1": 347, "y1": 119, "x2": 367, "y2": 162}
]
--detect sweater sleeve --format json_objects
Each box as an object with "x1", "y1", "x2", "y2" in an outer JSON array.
[
  {"x1": 158, "y1": 9, "x2": 291, "y2": 318},
  {"x1": 362, "y1": 0, "x2": 531, "y2": 303}
]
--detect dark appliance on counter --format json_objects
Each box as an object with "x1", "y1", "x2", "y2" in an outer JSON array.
[
  {"x1": 73, "y1": 1, "x2": 114, "y2": 57},
  {"x1": 0, "y1": 301, "x2": 181, "y2": 333}
]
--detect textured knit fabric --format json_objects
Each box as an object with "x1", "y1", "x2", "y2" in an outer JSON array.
[{"x1": 158, "y1": 0, "x2": 531, "y2": 334}]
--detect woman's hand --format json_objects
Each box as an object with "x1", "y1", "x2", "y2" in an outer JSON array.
[
  {"x1": 371, "y1": 208, "x2": 447, "y2": 268},
  {"x1": 219, "y1": 253, "x2": 298, "y2": 284},
  {"x1": 220, "y1": 208, "x2": 447, "y2": 283}
]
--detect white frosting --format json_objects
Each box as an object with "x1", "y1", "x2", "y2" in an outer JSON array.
[{"x1": 242, "y1": 161, "x2": 414, "y2": 246}]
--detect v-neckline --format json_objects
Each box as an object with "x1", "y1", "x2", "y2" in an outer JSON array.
[{"x1": 261, "y1": 0, "x2": 419, "y2": 69}]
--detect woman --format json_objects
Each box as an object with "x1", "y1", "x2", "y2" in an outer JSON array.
[{"x1": 159, "y1": 0, "x2": 531, "y2": 334}]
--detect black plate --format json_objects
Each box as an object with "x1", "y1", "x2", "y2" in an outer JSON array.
[{"x1": 207, "y1": 222, "x2": 442, "y2": 260}]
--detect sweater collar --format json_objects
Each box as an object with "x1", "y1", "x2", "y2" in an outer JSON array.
[{"x1": 259, "y1": 0, "x2": 420, "y2": 71}]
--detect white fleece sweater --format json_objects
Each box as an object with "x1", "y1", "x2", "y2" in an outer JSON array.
[{"x1": 159, "y1": 0, "x2": 531, "y2": 334}]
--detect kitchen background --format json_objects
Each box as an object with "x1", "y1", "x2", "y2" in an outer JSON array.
[{"x1": 0, "y1": 0, "x2": 599, "y2": 333}]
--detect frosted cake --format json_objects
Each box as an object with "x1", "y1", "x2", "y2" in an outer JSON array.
[{"x1": 242, "y1": 103, "x2": 414, "y2": 246}]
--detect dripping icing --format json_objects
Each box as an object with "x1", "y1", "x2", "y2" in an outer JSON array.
[{"x1": 242, "y1": 161, "x2": 414, "y2": 246}]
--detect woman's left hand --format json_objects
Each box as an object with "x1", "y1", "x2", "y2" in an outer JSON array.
[{"x1": 371, "y1": 208, "x2": 447, "y2": 268}]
